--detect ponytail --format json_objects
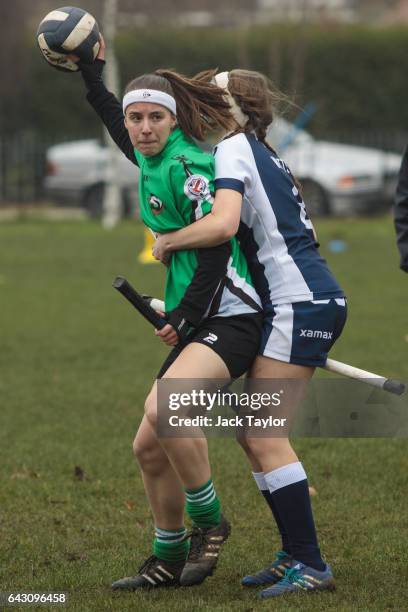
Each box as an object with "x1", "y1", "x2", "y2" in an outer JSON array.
[
  {"x1": 154, "y1": 68, "x2": 231, "y2": 141},
  {"x1": 227, "y1": 69, "x2": 291, "y2": 146}
]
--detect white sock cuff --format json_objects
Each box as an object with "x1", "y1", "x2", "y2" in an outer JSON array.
[
  {"x1": 252, "y1": 471, "x2": 268, "y2": 491},
  {"x1": 264, "y1": 462, "x2": 307, "y2": 493},
  {"x1": 154, "y1": 526, "x2": 186, "y2": 543}
]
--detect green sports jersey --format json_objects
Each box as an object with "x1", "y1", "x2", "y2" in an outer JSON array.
[{"x1": 134, "y1": 127, "x2": 261, "y2": 317}]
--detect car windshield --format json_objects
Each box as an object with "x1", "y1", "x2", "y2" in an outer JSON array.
[{"x1": 266, "y1": 117, "x2": 314, "y2": 152}]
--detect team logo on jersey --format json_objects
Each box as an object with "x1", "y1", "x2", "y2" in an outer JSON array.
[
  {"x1": 149, "y1": 194, "x2": 164, "y2": 215},
  {"x1": 184, "y1": 174, "x2": 211, "y2": 201}
]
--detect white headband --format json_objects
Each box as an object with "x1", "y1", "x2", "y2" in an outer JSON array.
[
  {"x1": 214, "y1": 71, "x2": 249, "y2": 128},
  {"x1": 122, "y1": 89, "x2": 177, "y2": 115}
]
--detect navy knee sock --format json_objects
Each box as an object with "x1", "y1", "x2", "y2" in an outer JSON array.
[
  {"x1": 264, "y1": 462, "x2": 325, "y2": 571},
  {"x1": 252, "y1": 472, "x2": 291, "y2": 555}
]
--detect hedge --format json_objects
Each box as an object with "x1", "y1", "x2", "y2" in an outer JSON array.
[{"x1": 8, "y1": 24, "x2": 408, "y2": 140}]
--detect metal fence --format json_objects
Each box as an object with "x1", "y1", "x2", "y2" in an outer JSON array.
[
  {"x1": 0, "y1": 132, "x2": 95, "y2": 205},
  {"x1": 0, "y1": 133, "x2": 47, "y2": 203}
]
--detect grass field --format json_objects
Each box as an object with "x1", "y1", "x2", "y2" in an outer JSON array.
[{"x1": 0, "y1": 217, "x2": 407, "y2": 612}]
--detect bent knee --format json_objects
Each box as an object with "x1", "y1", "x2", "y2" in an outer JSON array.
[
  {"x1": 132, "y1": 433, "x2": 145, "y2": 460},
  {"x1": 144, "y1": 393, "x2": 158, "y2": 429},
  {"x1": 132, "y1": 433, "x2": 164, "y2": 469}
]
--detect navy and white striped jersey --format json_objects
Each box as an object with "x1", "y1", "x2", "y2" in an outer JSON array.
[{"x1": 214, "y1": 132, "x2": 344, "y2": 307}]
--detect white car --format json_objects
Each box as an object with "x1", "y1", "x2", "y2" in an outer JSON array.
[
  {"x1": 266, "y1": 118, "x2": 402, "y2": 216},
  {"x1": 44, "y1": 139, "x2": 140, "y2": 218},
  {"x1": 44, "y1": 120, "x2": 402, "y2": 217}
]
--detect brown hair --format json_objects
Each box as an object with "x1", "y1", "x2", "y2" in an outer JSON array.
[
  {"x1": 125, "y1": 69, "x2": 232, "y2": 141},
  {"x1": 226, "y1": 69, "x2": 303, "y2": 192},
  {"x1": 227, "y1": 69, "x2": 290, "y2": 148}
]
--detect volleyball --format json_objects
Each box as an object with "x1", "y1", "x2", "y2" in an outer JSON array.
[{"x1": 37, "y1": 6, "x2": 100, "y2": 72}]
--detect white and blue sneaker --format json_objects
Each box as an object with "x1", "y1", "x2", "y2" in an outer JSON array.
[
  {"x1": 241, "y1": 550, "x2": 292, "y2": 587},
  {"x1": 258, "y1": 561, "x2": 336, "y2": 598}
]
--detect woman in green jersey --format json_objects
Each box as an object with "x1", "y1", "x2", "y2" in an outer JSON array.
[{"x1": 76, "y1": 40, "x2": 263, "y2": 590}]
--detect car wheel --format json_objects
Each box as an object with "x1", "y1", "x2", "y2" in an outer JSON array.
[
  {"x1": 300, "y1": 180, "x2": 330, "y2": 217},
  {"x1": 83, "y1": 183, "x2": 105, "y2": 219}
]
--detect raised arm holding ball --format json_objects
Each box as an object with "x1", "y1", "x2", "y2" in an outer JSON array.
[{"x1": 38, "y1": 13, "x2": 266, "y2": 591}]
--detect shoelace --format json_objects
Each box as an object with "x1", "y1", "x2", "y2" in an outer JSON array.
[
  {"x1": 182, "y1": 526, "x2": 205, "y2": 561},
  {"x1": 137, "y1": 555, "x2": 158, "y2": 574},
  {"x1": 279, "y1": 566, "x2": 302, "y2": 586},
  {"x1": 265, "y1": 550, "x2": 291, "y2": 573}
]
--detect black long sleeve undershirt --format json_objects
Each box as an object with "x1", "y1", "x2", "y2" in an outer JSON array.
[
  {"x1": 167, "y1": 242, "x2": 231, "y2": 334},
  {"x1": 80, "y1": 60, "x2": 136, "y2": 165}
]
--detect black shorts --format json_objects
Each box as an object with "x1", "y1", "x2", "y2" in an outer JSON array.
[{"x1": 157, "y1": 313, "x2": 263, "y2": 379}]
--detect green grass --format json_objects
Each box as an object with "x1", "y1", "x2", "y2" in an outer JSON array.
[{"x1": 0, "y1": 217, "x2": 407, "y2": 611}]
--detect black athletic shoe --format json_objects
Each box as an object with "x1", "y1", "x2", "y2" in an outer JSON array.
[
  {"x1": 111, "y1": 555, "x2": 184, "y2": 590},
  {"x1": 179, "y1": 515, "x2": 231, "y2": 586}
]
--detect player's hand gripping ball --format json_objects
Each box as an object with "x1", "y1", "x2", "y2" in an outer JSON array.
[{"x1": 37, "y1": 6, "x2": 100, "y2": 72}]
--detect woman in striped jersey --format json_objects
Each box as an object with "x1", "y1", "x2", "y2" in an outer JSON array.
[{"x1": 153, "y1": 69, "x2": 347, "y2": 599}]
